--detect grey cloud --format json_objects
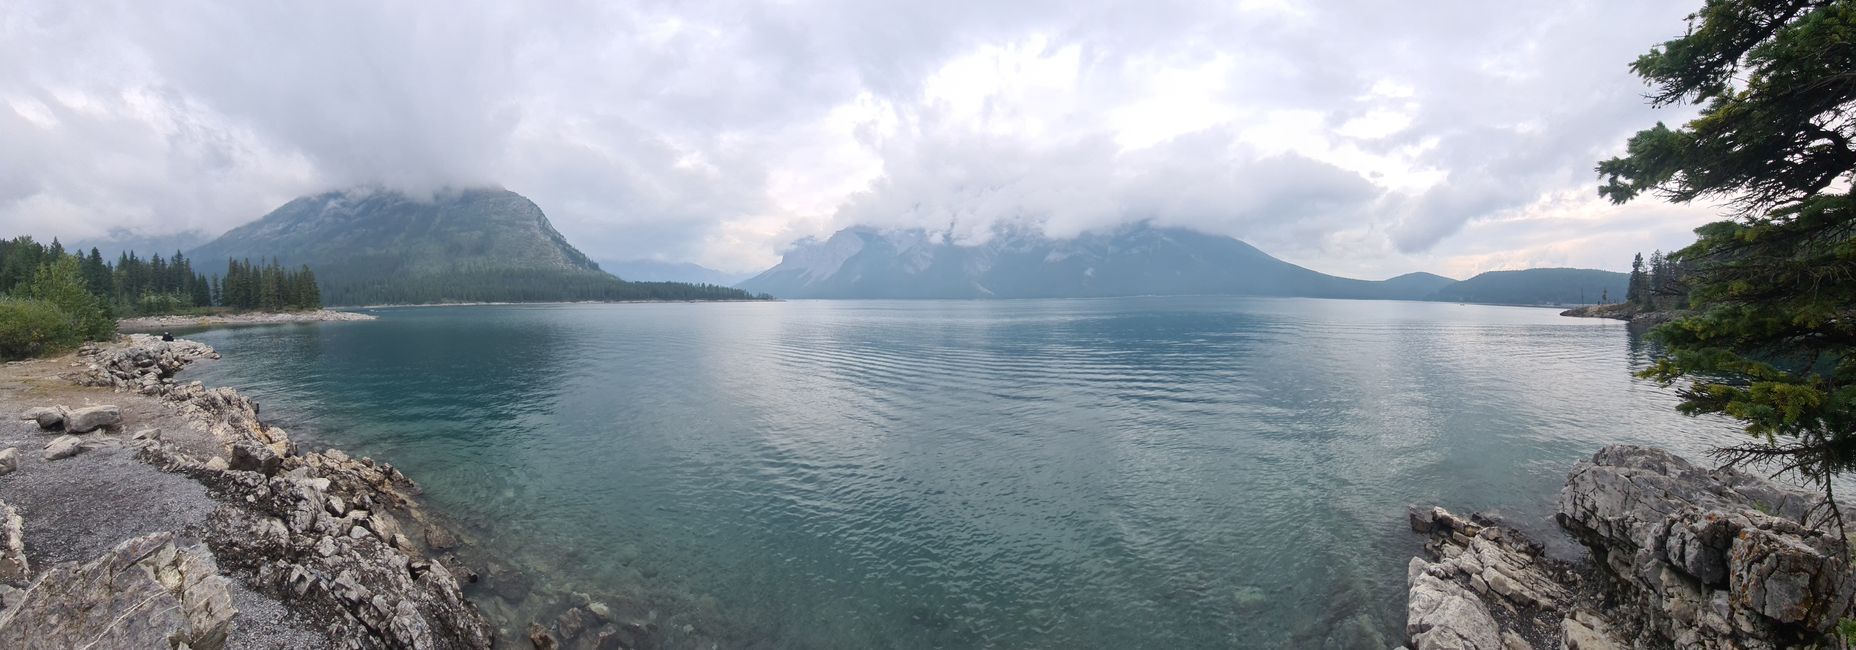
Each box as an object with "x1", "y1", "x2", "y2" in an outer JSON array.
[{"x1": 0, "y1": 0, "x2": 1717, "y2": 276}]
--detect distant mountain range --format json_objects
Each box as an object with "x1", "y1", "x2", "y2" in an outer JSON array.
[
  {"x1": 189, "y1": 187, "x2": 756, "y2": 305},
  {"x1": 738, "y1": 224, "x2": 1627, "y2": 306},
  {"x1": 70, "y1": 227, "x2": 212, "y2": 263},
  {"x1": 598, "y1": 259, "x2": 749, "y2": 287}
]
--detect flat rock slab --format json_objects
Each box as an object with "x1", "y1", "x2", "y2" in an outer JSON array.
[{"x1": 0, "y1": 531, "x2": 235, "y2": 650}]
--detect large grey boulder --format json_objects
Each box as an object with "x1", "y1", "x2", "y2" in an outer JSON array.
[
  {"x1": 63, "y1": 404, "x2": 121, "y2": 433},
  {"x1": 0, "y1": 532, "x2": 235, "y2": 650},
  {"x1": 19, "y1": 407, "x2": 62, "y2": 430}
]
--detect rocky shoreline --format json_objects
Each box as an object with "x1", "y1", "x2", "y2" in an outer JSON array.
[
  {"x1": 0, "y1": 334, "x2": 491, "y2": 647},
  {"x1": 1557, "y1": 303, "x2": 1679, "y2": 328},
  {"x1": 0, "y1": 334, "x2": 713, "y2": 649},
  {"x1": 1405, "y1": 445, "x2": 1856, "y2": 649},
  {"x1": 117, "y1": 309, "x2": 377, "y2": 332}
]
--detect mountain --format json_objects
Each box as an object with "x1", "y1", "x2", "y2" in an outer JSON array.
[
  {"x1": 738, "y1": 224, "x2": 1459, "y2": 300},
  {"x1": 190, "y1": 187, "x2": 757, "y2": 305},
  {"x1": 1426, "y1": 268, "x2": 1629, "y2": 306},
  {"x1": 598, "y1": 259, "x2": 749, "y2": 286},
  {"x1": 70, "y1": 227, "x2": 212, "y2": 262}
]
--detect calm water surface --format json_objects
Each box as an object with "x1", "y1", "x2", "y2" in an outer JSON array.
[{"x1": 178, "y1": 297, "x2": 1749, "y2": 648}]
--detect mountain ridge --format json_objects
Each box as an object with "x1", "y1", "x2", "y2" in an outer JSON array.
[{"x1": 738, "y1": 224, "x2": 1622, "y2": 306}]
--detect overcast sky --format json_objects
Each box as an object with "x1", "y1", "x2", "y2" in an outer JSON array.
[{"x1": 2, "y1": 0, "x2": 1722, "y2": 279}]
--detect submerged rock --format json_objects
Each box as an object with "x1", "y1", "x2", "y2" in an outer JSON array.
[
  {"x1": 1406, "y1": 445, "x2": 1856, "y2": 649},
  {"x1": 0, "y1": 531, "x2": 235, "y2": 650}
]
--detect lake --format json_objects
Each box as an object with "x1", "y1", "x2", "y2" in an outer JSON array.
[{"x1": 176, "y1": 297, "x2": 1748, "y2": 648}]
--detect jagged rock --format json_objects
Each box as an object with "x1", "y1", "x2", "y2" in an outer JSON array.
[
  {"x1": 19, "y1": 407, "x2": 62, "y2": 430},
  {"x1": 0, "y1": 500, "x2": 26, "y2": 586},
  {"x1": 41, "y1": 435, "x2": 82, "y2": 461},
  {"x1": 230, "y1": 440, "x2": 282, "y2": 476},
  {"x1": 132, "y1": 427, "x2": 162, "y2": 441},
  {"x1": 1405, "y1": 506, "x2": 1571, "y2": 649},
  {"x1": 1556, "y1": 445, "x2": 1855, "y2": 647},
  {"x1": 63, "y1": 404, "x2": 120, "y2": 433},
  {"x1": 1408, "y1": 446, "x2": 1856, "y2": 650},
  {"x1": 0, "y1": 532, "x2": 234, "y2": 650},
  {"x1": 0, "y1": 447, "x2": 16, "y2": 476}
]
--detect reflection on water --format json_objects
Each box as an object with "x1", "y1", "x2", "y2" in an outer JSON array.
[{"x1": 180, "y1": 297, "x2": 1751, "y2": 648}]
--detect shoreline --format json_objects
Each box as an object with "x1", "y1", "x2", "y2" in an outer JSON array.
[
  {"x1": 0, "y1": 333, "x2": 716, "y2": 648},
  {"x1": 345, "y1": 298, "x2": 775, "y2": 309},
  {"x1": 117, "y1": 309, "x2": 377, "y2": 332},
  {"x1": 0, "y1": 335, "x2": 495, "y2": 646}
]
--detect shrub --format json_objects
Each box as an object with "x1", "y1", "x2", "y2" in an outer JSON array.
[{"x1": 0, "y1": 297, "x2": 80, "y2": 360}]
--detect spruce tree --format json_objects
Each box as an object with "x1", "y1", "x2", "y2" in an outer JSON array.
[{"x1": 1598, "y1": 0, "x2": 1856, "y2": 505}]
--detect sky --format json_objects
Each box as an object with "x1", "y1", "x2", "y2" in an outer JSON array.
[{"x1": 0, "y1": 0, "x2": 1726, "y2": 279}]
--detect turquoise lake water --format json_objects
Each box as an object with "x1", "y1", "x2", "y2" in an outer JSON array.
[{"x1": 176, "y1": 298, "x2": 1751, "y2": 648}]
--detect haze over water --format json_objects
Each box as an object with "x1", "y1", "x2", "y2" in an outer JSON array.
[{"x1": 178, "y1": 298, "x2": 1748, "y2": 648}]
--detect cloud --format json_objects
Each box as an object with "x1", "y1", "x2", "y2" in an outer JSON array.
[{"x1": 0, "y1": 0, "x2": 1721, "y2": 276}]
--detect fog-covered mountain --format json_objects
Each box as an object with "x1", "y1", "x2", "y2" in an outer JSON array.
[
  {"x1": 738, "y1": 224, "x2": 1460, "y2": 300},
  {"x1": 69, "y1": 227, "x2": 212, "y2": 262},
  {"x1": 190, "y1": 187, "x2": 756, "y2": 305},
  {"x1": 599, "y1": 259, "x2": 749, "y2": 286}
]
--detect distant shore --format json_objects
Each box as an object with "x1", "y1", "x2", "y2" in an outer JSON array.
[
  {"x1": 1558, "y1": 302, "x2": 1678, "y2": 327},
  {"x1": 116, "y1": 309, "x2": 376, "y2": 332},
  {"x1": 346, "y1": 298, "x2": 776, "y2": 309}
]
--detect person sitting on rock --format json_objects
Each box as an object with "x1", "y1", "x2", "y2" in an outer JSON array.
[{"x1": 161, "y1": 331, "x2": 175, "y2": 342}]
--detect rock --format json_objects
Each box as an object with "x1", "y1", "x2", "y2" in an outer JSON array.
[
  {"x1": 1404, "y1": 506, "x2": 1568, "y2": 649},
  {"x1": 1407, "y1": 445, "x2": 1856, "y2": 650},
  {"x1": 205, "y1": 455, "x2": 229, "y2": 471},
  {"x1": 529, "y1": 622, "x2": 560, "y2": 649},
  {"x1": 132, "y1": 427, "x2": 162, "y2": 441},
  {"x1": 0, "y1": 501, "x2": 26, "y2": 586},
  {"x1": 1407, "y1": 558, "x2": 1502, "y2": 649},
  {"x1": 0, "y1": 448, "x2": 16, "y2": 476},
  {"x1": 41, "y1": 435, "x2": 82, "y2": 461},
  {"x1": 63, "y1": 404, "x2": 120, "y2": 433},
  {"x1": 229, "y1": 440, "x2": 282, "y2": 476},
  {"x1": 1556, "y1": 445, "x2": 1855, "y2": 646},
  {"x1": 19, "y1": 407, "x2": 62, "y2": 430},
  {"x1": 0, "y1": 532, "x2": 234, "y2": 650}
]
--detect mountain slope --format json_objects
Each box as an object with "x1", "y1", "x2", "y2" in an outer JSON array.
[
  {"x1": 191, "y1": 187, "x2": 756, "y2": 305},
  {"x1": 1425, "y1": 268, "x2": 1629, "y2": 306},
  {"x1": 738, "y1": 225, "x2": 1457, "y2": 301},
  {"x1": 599, "y1": 259, "x2": 749, "y2": 286}
]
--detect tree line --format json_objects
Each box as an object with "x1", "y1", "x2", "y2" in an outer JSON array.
[
  {"x1": 313, "y1": 266, "x2": 762, "y2": 306},
  {"x1": 1622, "y1": 249, "x2": 1691, "y2": 310},
  {"x1": 0, "y1": 235, "x2": 323, "y2": 359}
]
